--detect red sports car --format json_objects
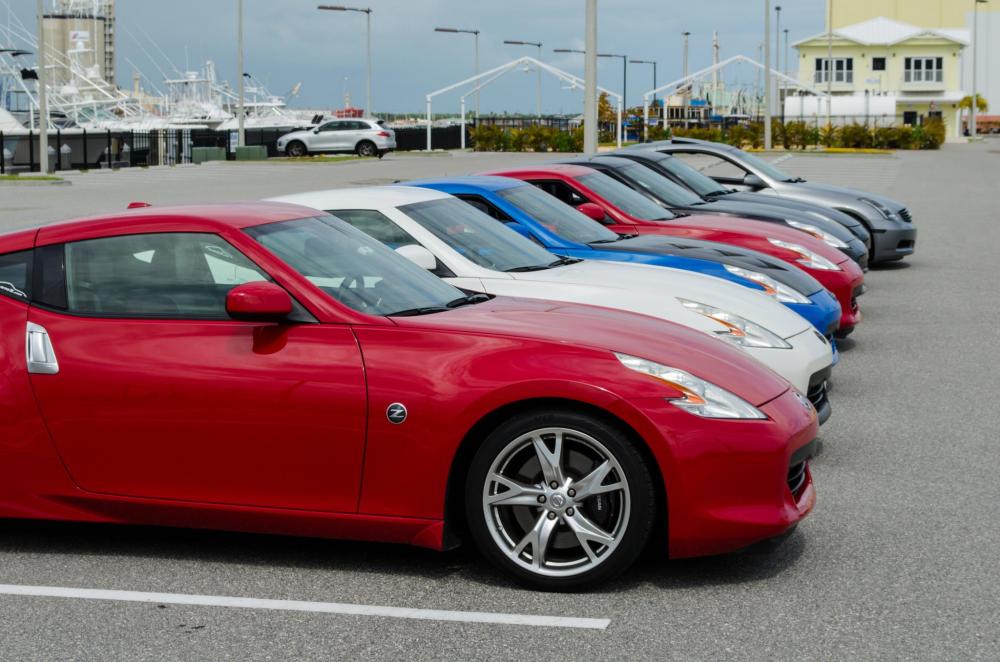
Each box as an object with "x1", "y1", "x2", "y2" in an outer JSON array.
[
  {"x1": 487, "y1": 164, "x2": 865, "y2": 336},
  {"x1": 0, "y1": 202, "x2": 816, "y2": 590}
]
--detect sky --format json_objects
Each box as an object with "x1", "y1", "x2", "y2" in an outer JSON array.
[{"x1": 12, "y1": 0, "x2": 828, "y2": 115}]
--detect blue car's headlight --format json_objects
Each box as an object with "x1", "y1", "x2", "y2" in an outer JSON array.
[{"x1": 723, "y1": 264, "x2": 812, "y2": 305}]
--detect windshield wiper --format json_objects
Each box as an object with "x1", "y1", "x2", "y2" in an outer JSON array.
[
  {"x1": 387, "y1": 306, "x2": 450, "y2": 317},
  {"x1": 504, "y1": 264, "x2": 554, "y2": 272},
  {"x1": 547, "y1": 256, "x2": 583, "y2": 267},
  {"x1": 788, "y1": 177, "x2": 806, "y2": 183},
  {"x1": 446, "y1": 292, "x2": 492, "y2": 308},
  {"x1": 589, "y1": 233, "x2": 638, "y2": 245}
]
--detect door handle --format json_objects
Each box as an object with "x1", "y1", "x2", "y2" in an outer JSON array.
[{"x1": 26, "y1": 322, "x2": 59, "y2": 375}]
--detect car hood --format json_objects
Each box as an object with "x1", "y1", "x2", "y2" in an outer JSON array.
[
  {"x1": 278, "y1": 130, "x2": 311, "y2": 142},
  {"x1": 490, "y1": 259, "x2": 812, "y2": 340},
  {"x1": 790, "y1": 182, "x2": 905, "y2": 212},
  {"x1": 392, "y1": 295, "x2": 790, "y2": 406},
  {"x1": 691, "y1": 200, "x2": 857, "y2": 242},
  {"x1": 720, "y1": 192, "x2": 865, "y2": 230},
  {"x1": 594, "y1": 234, "x2": 824, "y2": 296}
]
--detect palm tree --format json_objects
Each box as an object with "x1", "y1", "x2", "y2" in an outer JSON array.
[{"x1": 959, "y1": 94, "x2": 989, "y2": 134}]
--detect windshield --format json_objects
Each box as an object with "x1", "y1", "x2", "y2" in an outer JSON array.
[
  {"x1": 246, "y1": 214, "x2": 465, "y2": 316},
  {"x1": 725, "y1": 148, "x2": 795, "y2": 182},
  {"x1": 496, "y1": 184, "x2": 618, "y2": 244},
  {"x1": 577, "y1": 172, "x2": 674, "y2": 221},
  {"x1": 652, "y1": 155, "x2": 730, "y2": 197},
  {"x1": 615, "y1": 162, "x2": 704, "y2": 207},
  {"x1": 399, "y1": 197, "x2": 559, "y2": 272}
]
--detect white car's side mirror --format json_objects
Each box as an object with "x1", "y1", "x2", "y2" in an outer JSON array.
[{"x1": 395, "y1": 244, "x2": 437, "y2": 271}]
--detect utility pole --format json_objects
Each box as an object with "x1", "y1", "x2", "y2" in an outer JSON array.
[
  {"x1": 36, "y1": 0, "x2": 48, "y2": 173},
  {"x1": 237, "y1": 0, "x2": 245, "y2": 147},
  {"x1": 682, "y1": 32, "x2": 690, "y2": 127},
  {"x1": 826, "y1": 0, "x2": 833, "y2": 129},
  {"x1": 583, "y1": 0, "x2": 598, "y2": 154},
  {"x1": 764, "y1": 0, "x2": 772, "y2": 150}
]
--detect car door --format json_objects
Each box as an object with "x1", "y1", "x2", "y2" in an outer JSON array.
[
  {"x1": 25, "y1": 231, "x2": 367, "y2": 513},
  {"x1": 312, "y1": 121, "x2": 344, "y2": 151}
]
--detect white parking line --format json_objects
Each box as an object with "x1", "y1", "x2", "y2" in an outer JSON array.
[{"x1": 0, "y1": 584, "x2": 610, "y2": 630}]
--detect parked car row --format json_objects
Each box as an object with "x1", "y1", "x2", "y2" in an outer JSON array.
[{"x1": 0, "y1": 140, "x2": 916, "y2": 591}]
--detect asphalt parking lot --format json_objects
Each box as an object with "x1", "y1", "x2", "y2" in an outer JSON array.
[{"x1": 1, "y1": 143, "x2": 998, "y2": 660}]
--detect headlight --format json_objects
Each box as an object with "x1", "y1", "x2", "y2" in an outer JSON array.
[
  {"x1": 767, "y1": 238, "x2": 841, "y2": 271},
  {"x1": 785, "y1": 220, "x2": 849, "y2": 249},
  {"x1": 723, "y1": 264, "x2": 812, "y2": 304},
  {"x1": 859, "y1": 197, "x2": 897, "y2": 219},
  {"x1": 677, "y1": 298, "x2": 792, "y2": 349},
  {"x1": 615, "y1": 353, "x2": 766, "y2": 419}
]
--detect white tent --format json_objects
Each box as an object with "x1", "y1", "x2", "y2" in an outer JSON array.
[{"x1": 425, "y1": 56, "x2": 623, "y2": 151}]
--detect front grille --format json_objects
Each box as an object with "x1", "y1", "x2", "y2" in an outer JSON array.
[
  {"x1": 807, "y1": 379, "x2": 829, "y2": 411},
  {"x1": 898, "y1": 208, "x2": 913, "y2": 223},
  {"x1": 787, "y1": 461, "x2": 808, "y2": 499}
]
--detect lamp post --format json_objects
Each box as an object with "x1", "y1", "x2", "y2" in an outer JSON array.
[
  {"x1": 682, "y1": 32, "x2": 690, "y2": 126},
  {"x1": 600, "y1": 53, "x2": 627, "y2": 111},
  {"x1": 584, "y1": 0, "x2": 597, "y2": 154},
  {"x1": 972, "y1": 0, "x2": 989, "y2": 138},
  {"x1": 318, "y1": 5, "x2": 373, "y2": 116},
  {"x1": 36, "y1": 0, "x2": 48, "y2": 173},
  {"x1": 826, "y1": 0, "x2": 833, "y2": 129},
  {"x1": 784, "y1": 28, "x2": 790, "y2": 77},
  {"x1": 630, "y1": 59, "x2": 657, "y2": 111},
  {"x1": 504, "y1": 40, "x2": 543, "y2": 118},
  {"x1": 435, "y1": 28, "x2": 480, "y2": 118},
  {"x1": 237, "y1": 0, "x2": 245, "y2": 147},
  {"x1": 764, "y1": 0, "x2": 772, "y2": 150}
]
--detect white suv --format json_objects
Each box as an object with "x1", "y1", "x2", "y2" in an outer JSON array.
[{"x1": 277, "y1": 118, "x2": 397, "y2": 158}]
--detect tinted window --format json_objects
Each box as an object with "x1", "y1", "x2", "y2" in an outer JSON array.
[
  {"x1": 576, "y1": 172, "x2": 673, "y2": 221},
  {"x1": 318, "y1": 122, "x2": 341, "y2": 132},
  {"x1": 495, "y1": 185, "x2": 618, "y2": 244},
  {"x1": 0, "y1": 250, "x2": 32, "y2": 301},
  {"x1": 332, "y1": 209, "x2": 420, "y2": 248},
  {"x1": 248, "y1": 215, "x2": 463, "y2": 316},
  {"x1": 613, "y1": 162, "x2": 699, "y2": 207},
  {"x1": 648, "y1": 155, "x2": 728, "y2": 197},
  {"x1": 64, "y1": 233, "x2": 268, "y2": 318},
  {"x1": 398, "y1": 197, "x2": 558, "y2": 272}
]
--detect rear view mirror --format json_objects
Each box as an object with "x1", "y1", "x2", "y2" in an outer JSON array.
[
  {"x1": 743, "y1": 173, "x2": 766, "y2": 189},
  {"x1": 226, "y1": 282, "x2": 293, "y2": 321},
  {"x1": 577, "y1": 202, "x2": 607, "y2": 222},
  {"x1": 395, "y1": 244, "x2": 437, "y2": 271}
]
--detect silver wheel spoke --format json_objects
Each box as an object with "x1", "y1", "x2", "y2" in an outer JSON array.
[
  {"x1": 531, "y1": 432, "x2": 565, "y2": 485},
  {"x1": 567, "y1": 510, "x2": 616, "y2": 553},
  {"x1": 571, "y1": 460, "x2": 624, "y2": 499},
  {"x1": 511, "y1": 512, "x2": 558, "y2": 568},
  {"x1": 486, "y1": 473, "x2": 545, "y2": 507}
]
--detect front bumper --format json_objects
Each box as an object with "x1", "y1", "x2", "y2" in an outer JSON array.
[
  {"x1": 870, "y1": 219, "x2": 917, "y2": 264},
  {"x1": 787, "y1": 289, "x2": 841, "y2": 339},
  {"x1": 840, "y1": 237, "x2": 870, "y2": 270},
  {"x1": 745, "y1": 326, "x2": 834, "y2": 394},
  {"x1": 628, "y1": 388, "x2": 818, "y2": 560},
  {"x1": 812, "y1": 258, "x2": 865, "y2": 333}
]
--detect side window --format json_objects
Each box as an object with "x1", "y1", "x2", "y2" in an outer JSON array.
[
  {"x1": 318, "y1": 122, "x2": 340, "y2": 132},
  {"x1": 62, "y1": 233, "x2": 268, "y2": 318},
  {"x1": 530, "y1": 180, "x2": 588, "y2": 207},
  {"x1": 455, "y1": 195, "x2": 513, "y2": 222},
  {"x1": 0, "y1": 250, "x2": 32, "y2": 301},
  {"x1": 670, "y1": 153, "x2": 747, "y2": 181},
  {"x1": 332, "y1": 209, "x2": 420, "y2": 249}
]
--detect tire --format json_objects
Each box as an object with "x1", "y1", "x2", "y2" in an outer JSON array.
[
  {"x1": 464, "y1": 409, "x2": 656, "y2": 591},
  {"x1": 356, "y1": 140, "x2": 378, "y2": 157},
  {"x1": 285, "y1": 141, "x2": 307, "y2": 158}
]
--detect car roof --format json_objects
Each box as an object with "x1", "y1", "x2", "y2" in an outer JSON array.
[
  {"x1": 563, "y1": 155, "x2": 636, "y2": 168},
  {"x1": 406, "y1": 176, "x2": 526, "y2": 192},
  {"x1": 482, "y1": 163, "x2": 595, "y2": 179},
  {"x1": 267, "y1": 186, "x2": 451, "y2": 210},
  {"x1": 29, "y1": 202, "x2": 323, "y2": 247}
]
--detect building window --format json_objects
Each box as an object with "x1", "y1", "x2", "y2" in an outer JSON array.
[
  {"x1": 872, "y1": 57, "x2": 887, "y2": 72},
  {"x1": 903, "y1": 111, "x2": 918, "y2": 126},
  {"x1": 904, "y1": 57, "x2": 944, "y2": 83},
  {"x1": 815, "y1": 58, "x2": 853, "y2": 84}
]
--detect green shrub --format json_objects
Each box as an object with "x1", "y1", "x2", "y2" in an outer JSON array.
[{"x1": 838, "y1": 123, "x2": 873, "y2": 149}]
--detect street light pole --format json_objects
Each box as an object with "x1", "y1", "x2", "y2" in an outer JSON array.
[
  {"x1": 237, "y1": 0, "x2": 245, "y2": 147},
  {"x1": 972, "y1": 0, "x2": 988, "y2": 138},
  {"x1": 318, "y1": 5, "x2": 373, "y2": 115},
  {"x1": 36, "y1": 0, "x2": 48, "y2": 173},
  {"x1": 504, "y1": 40, "x2": 543, "y2": 117},
  {"x1": 436, "y1": 28, "x2": 481, "y2": 118},
  {"x1": 630, "y1": 59, "x2": 656, "y2": 109},
  {"x1": 584, "y1": 0, "x2": 598, "y2": 154},
  {"x1": 764, "y1": 0, "x2": 772, "y2": 150}
]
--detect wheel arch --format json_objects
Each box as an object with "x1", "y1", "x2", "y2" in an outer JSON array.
[{"x1": 441, "y1": 397, "x2": 668, "y2": 551}]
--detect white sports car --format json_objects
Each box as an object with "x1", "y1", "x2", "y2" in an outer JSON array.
[{"x1": 268, "y1": 187, "x2": 834, "y2": 398}]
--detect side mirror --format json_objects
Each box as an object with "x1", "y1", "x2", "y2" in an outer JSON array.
[
  {"x1": 743, "y1": 173, "x2": 766, "y2": 189},
  {"x1": 395, "y1": 244, "x2": 437, "y2": 271},
  {"x1": 226, "y1": 282, "x2": 293, "y2": 321},
  {"x1": 313, "y1": 128, "x2": 321, "y2": 134},
  {"x1": 577, "y1": 202, "x2": 607, "y2": 223}
]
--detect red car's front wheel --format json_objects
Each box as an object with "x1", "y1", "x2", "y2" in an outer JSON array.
[{"x1": 465, "y1": 409, "x2": 656, "y2": 591}]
